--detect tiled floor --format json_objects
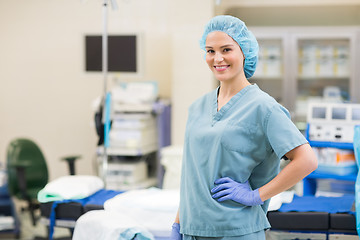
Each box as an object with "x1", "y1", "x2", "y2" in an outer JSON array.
[
  {"x1": 21, "y1": 210, "x2": 72, "y2": 240},
  {"x1": 1, "y1": 207, "x2": 72, "y2": 240}
]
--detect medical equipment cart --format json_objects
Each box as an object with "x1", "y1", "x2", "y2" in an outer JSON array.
[{"x1": 99, "y1": 84, "x2": 171, "y2": 191}]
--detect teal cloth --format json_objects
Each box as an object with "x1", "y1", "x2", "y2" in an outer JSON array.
[
  {"x1": 180, "y1": 84, "x2": 308, "y2": 237},
  {"x1": 120, "y1": 227, "x2": 154, "y2": 240},
  {"x1": 38, "y1": 189, "x2": 85, "y2": 203}
]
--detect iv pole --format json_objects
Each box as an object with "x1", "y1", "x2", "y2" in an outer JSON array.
[{"x1": 102, "y1": 0, "x2": 118, "y2": 185}]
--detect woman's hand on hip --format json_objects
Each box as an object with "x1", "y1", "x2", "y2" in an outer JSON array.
[
  {"x1": 211, "y1": 177, "x2": 263, "y2": 206},
  {"x1": 170, "y1": 222, "x2": 182, "y2": 240}
]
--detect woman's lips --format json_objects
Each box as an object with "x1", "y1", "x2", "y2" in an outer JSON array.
[{"x1": 214, "y1": 65, "x2": 230, "y2": 71}]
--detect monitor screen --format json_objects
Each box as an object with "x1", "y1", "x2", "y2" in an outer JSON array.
[
  {"x1": 332, "y1": 107, "x2": 347, "y2": 120},
  {"x1": 312, "y1": 107, "x2": 326, "y2": 119},
  {"x1": 85, "y1": 35, "x2": 137, "y2": 72},
  {"x1": 352, "y1": 108, "x2": 360, "y2": 121}
]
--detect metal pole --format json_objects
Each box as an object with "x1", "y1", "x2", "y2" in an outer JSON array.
[
  {"x1": 102, "y1": 0, "x2": 108, "y2": 95},
  {"x1": 102, "y1": 0, "x2": 109, "y2": 185}
]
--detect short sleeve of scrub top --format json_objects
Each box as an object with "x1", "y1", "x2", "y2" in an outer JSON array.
[{"x1": 179, "y1": 84, "x2": 308, "y2": 237}]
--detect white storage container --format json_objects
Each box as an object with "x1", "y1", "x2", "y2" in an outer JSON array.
[{"x1": 161, "y1": 145, "x2": 183, "y2": 189}]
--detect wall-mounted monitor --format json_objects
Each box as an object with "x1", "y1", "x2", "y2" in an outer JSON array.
[
  {"x1": 312, "y1": 107, "x2": 326, "y2": 119},
  {"x1": 85, "y1": 34, "x2": 142, "y2": 76},
  {"x1": 352, "y1": 108, "x2": 360, "y2": 121},
  {"x1": 332, "y1": 107, "x2": 347, "y2": 120},
  {"x1": 307, "y1": 103, "x2": 360, "y2": 144}
]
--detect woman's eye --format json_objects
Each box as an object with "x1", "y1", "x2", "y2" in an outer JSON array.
[
  {"x1": 223, "y1": 48, "x2": 232, "y2": 52},
  {"x1": 207, "y1": 50, "x2": 214, "y2": 54}
]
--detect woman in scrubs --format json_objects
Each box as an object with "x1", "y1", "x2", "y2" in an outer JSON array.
[{"x1": 171, "y1": 15, "x2": 318, "y2": 240}]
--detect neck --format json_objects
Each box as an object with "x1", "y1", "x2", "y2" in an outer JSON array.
[
  {"x1": 216, "y1": 79, "x2": 251, "y2": 112},
  {"x1": 218, "y1": 79, "x2": 251, "y2": 99}
]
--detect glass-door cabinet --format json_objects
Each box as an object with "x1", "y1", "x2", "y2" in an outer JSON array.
[
  {"x1": 251, "y1": 27, "x2": 360, "y2": 131},
  {"x1": 252, "y1": 38, "x2": 284, "y2": 103},
  {"x1": 291, "y1": 29, "x2": 360, "y2": 130},
  {"x1": 250, "y1": 30, "x2": 290, "y2": 108}
]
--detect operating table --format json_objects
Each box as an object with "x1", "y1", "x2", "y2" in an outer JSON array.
[
  {"x1": 266, "y1": 194, "x2": 357, "y2": 239},
  {"x1": 39, "y1": 190, "x2": 357, "y2": 240}
]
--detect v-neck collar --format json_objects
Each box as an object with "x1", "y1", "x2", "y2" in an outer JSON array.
[{"x1": 212, "y1": 84, "x2": 256, "y2": 125}]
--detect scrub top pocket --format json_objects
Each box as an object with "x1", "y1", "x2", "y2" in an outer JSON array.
[{"x1": 220, "y1": 121, "x2": 258, "y2": 153}]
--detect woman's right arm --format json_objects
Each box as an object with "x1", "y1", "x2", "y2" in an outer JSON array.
[
  {"x1": 175, "y1": 209, "x2": 180, "y2": 223},
  {"x1": 171, "y1": 209, "x2": 182, "y2": 240}
]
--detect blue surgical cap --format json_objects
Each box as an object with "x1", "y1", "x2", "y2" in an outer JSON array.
[{"x1": 200, "y1": 15, "x2": 259, "y2": 78}]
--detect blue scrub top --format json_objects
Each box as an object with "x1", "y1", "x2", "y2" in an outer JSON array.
[{"x1": 179, "y1": 84, "x2": 308, "y2": 237}]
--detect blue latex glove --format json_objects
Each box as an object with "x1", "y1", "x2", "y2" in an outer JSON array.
[
  {"x1": 170, "y1": 222, "x2": 182, "y2": 240},
  {"x1": 211, "y1": 177, "x2": 264, "y2": 206}
]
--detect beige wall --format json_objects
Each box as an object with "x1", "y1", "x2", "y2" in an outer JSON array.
[
  {"x1": 0, "y1": 0, "x2": 214, "y2": 180},
  {"x1": 1, "y1": 0, "x2": 358, "y2": 182},
  {"x1": 170, "y1": 2, "x2": 215, "y2": 145}
]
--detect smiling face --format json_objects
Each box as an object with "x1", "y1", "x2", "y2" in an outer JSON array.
[{"x1": 205, "y1": 31, "x2": 245, "y2": 84}]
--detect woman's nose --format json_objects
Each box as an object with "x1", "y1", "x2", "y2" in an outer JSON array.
[{"x1": 214, "y1": 52, "x2": 224, "y2": 62}]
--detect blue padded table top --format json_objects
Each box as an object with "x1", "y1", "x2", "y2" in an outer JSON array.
[
  {"x1": 278, "y1": 194, "x2": 355, "y2": 214},
  {"x1": 268, "y1": 194, "x2": 356, "y2": 232}
]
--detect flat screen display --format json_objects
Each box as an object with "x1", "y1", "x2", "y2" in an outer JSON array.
[
  {"x1": 352, "y1": 108, "x2": 360, "y2": 121},
  {"x1": 85, "y1": 35, "x2": 137, "y2": 72},
  {"x1": 332, "y1": 107, "x2": 346, "y2": 120},
  {"x1": 312, "y1": 107, "x2": 326, "y2": 119}
]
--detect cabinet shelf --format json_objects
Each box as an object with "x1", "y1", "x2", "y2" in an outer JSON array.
[
  {"x1": 306, "y1": 171, "x2": 356, "y2": 182},
  {"x1": 308, "y1": 140, "x2": 354, "y2": 150},
  {"x1": 251, "y1": 76, "x2": 283, "y2": 80},
  {"x1": 303, "y1": 138, "x2": 357, "y2": 195},
  {"x1": 303, "y1": 171, "x2": 357, "y2": 195},
  {"x1": 297, "y1": 76, "x2": 350, "y2": 81}
]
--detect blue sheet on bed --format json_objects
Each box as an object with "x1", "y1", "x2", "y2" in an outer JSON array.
[
  {"x1": 278, "y1": 194, "x2": 355, "y2": 214},
  {"x1": 49, "y1": 189, "x2": 123, "y2": 240},
  {"x1": 83, "y1": 188, "x2": 123, "y2": 206}
]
